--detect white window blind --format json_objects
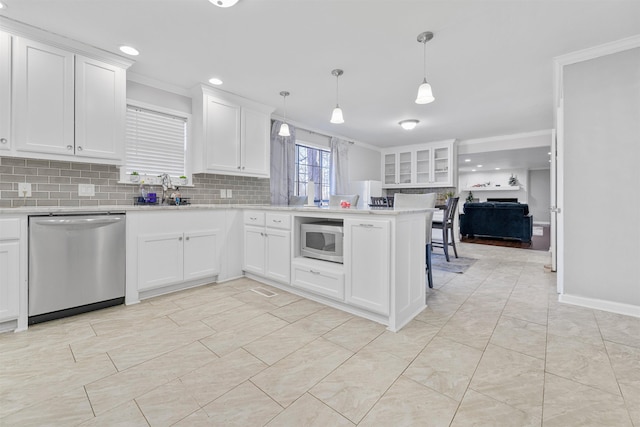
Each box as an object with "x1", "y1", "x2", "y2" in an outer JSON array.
[{"x1": 125, "y1": 105, "x2": 187, "y2": 177}]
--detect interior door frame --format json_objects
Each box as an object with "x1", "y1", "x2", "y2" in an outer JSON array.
[{"x1": 552, "y1": 34, "x2": 640, "y2": 296}]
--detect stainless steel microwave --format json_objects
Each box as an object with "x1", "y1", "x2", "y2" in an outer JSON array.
[{"x1": 300, "y1": 221, "x2": 344, "y2": 263}]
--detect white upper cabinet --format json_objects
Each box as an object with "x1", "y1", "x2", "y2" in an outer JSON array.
[
  {"x1": 10, "y1": 34, "x2": 129, "y2": 164},
  {"x1": 381, "y1": 139, "x2": 456, "y2": 188},
  {"x1": 192, "y1": 85, "x2": 274, "y2": 178},
  {"x1": 0, "y1": 31, "x2": 11, "y2": 152}
]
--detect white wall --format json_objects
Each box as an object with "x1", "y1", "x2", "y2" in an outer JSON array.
[
  {"x1": 562, "y1": 47, "x2": 640, "y2": 310},
  {"x1": 528, "y1": 169, "x2": 551, "y2": 224},
  {"x1": 349, "y1": 144, "x2": 381, "y2": 182},
  {"x1": 126, "y1": 81, "x2": 192, "y2": 114}
]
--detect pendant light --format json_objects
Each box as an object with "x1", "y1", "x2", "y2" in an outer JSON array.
[
  {"x1": 208, "y1": 0, "x2": 239, "y2": 7},
  {"x1": 278, "y1": 91, "x2": 291, "y2": 137},
  {"x1": 415, "y1": 31, "x2": 435, "y2": 104},
  {"x1": 330, "y1": 69, "x2": 344, "y2": 124}
]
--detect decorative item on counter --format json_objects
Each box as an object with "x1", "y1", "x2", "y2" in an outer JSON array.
[
  {"x1": 178, "y1": 176, "x2": 188, "y2": 185},
  {"x1": 130, "y1": 171, "x2": 140, "y2": 183},
  {"x1": 340, "y1": 200, "x2": 351, "y2": 208},
  {"x1": 509, "y1": 174, "x2": 519, "y2": 186}
]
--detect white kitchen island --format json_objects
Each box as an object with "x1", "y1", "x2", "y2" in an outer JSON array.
[{"x1": 242, "y1": 206, "x2": 431, "y2": 332}]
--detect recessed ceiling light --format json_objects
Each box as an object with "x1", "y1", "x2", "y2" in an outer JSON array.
[
  {"x1": 477, "y1": 165, "x2": 483, "y2": 168},
  {"x1": 208, "y1": 0, "x2": 239, "y2": 7},
  {"x1": 398, "y1": 119, "x2": 419, "y2": 130},
  {"x1": 119, "y1": 45, "x2": 139, "y2": 56},
  {"x1": 0, "y1": 2, "x2": 7, "y2": 9},
  {"x1": 464, "y1": 159, "x2": 471, "y2": 162},
  {"x1": 548, "y1": 152, "x2": 551, "y2": 155},
  {"x1": 495, "y1": 167, "x2": 500, "y2": 170},
  {"x1": 208, "y1": 77, "x2": 223, "y2": 85},
  {"x1": 472, "y1": 169, "x2": 477, "y2": 172}
]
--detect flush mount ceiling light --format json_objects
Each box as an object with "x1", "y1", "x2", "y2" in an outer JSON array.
[
  {"x1": 278, "y1": 91, "x2": 291, "y2": 137},
  {"x1": 399, "y1": 119, "x2": 419, "y2": 130},
  {"x1": 330, "y1": 69, "x2": 344, "y2": 124},
  {"x1": 119, "y1": 45, "x2": 139, "y2": 56},
  {"x1": 208, "y1": 77, "x2": 223, "y2": 85},
  {"x1": 208, "y1": 0, "x2": 239, "y2": 7},
  {"x1": 415, "y1": 31, "x2": 435, "y2": 104}
]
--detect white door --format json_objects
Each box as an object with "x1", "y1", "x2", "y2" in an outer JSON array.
[
  {"x1": 0, "y1": 241, "x2": 20, "y2": 322},
  {"x1": 137, "y1": 233, "x2": 184, "y2": 291},
  {"x1": 243, "y1": 226, "x2": 265, "y2": 275},
  {"x1": 265, "y1": 229, "x2": 291, "y2": 283},
  {"x1": 13, "y1": 37, "x2": 74, "y2": 155},
  {"x1": 345, "y1": 219, "x2": 390, "y2": 315},
  {"x1": 550, "y1": 128, "x2": 558, "y2": 274},
  {"x1": 0, "y1": 31, "x2": 10, "y2": 152},
  {"x1": 183, "y1": 229, "x2": 220, "y2": 281},
  {"x1": 75, "y1": 55, "x2": 125, "y2": 160},
  {"x1": 205, "y1": 97, "x2": 241, "y2": 173},
  {"x1": 241, "y1": 108, "x2": 270, "y2": 176}
]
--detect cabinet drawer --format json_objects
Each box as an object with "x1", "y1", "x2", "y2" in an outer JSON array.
[
  {"x1": 0, "y1": 218, "x2": 21, "y2": 240},
  {"x1": 292, "y1": 263, "x2": 344, "y2": 301},
  {"x1": 266, "y1": 213, "x2": 291, "y2": 230},
  {"x1": 244, "y1": 211, "x2": 265, "y2": 226}
]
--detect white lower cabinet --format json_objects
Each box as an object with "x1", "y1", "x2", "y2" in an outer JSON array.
[
  {"x1": 127, "y1": 211, "x2": 222, "y2": 298},
  {"x1": 0, "y1": 217, "x2": 23, "y2": 324},
  {"x1": 344, "y1": 218, "x2": 390, "y2": 315},
  {"x1": 291, "y1": 260, "x2": 344, "y2": 301},
  {"x1": 137, "y1": 229, "x2": 219, "y2": 291},
  {"x1": 243, "y1": 211, "x2": 291, "y2": 284}
]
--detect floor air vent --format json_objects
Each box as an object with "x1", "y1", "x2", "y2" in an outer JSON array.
[{"x1": 250, "y1": 287, "x2": 278, "y2": 298}]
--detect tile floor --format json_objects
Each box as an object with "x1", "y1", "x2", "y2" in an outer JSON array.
[{"x1": 1, "y1": 243, "x2": 638, "y2": 426}]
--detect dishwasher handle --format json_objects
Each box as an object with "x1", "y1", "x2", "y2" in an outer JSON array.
[{"x1": 33, "y1": 217, "x2": 124, "y2": 226}]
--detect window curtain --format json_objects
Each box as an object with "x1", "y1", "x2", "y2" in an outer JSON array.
[
  {"x1": 270, "y1": 120, "x2": 296, "y2": 205},
  {"x1": 330, "y1": 137, "x2": 350, "y2": 195}
]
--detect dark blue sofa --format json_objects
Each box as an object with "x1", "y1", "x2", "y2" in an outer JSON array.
[{"x1": 459, "y1": 202, "x2": 533, "y2": 242}]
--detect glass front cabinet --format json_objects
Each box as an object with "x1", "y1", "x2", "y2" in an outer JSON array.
[{"x1": 381, "y1": 139, "x2": 456, "y2": 189}]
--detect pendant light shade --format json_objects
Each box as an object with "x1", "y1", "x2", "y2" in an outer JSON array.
[
  {"x1": 208, "y1": 0, "x2": 239, "y2": 7},
  {"x1": 330, "y1": 69, "x2": 345, "y2": 124},
  {"x1": 278, "y1": 91, "x2": 291, "y2": 137},
  {"x1": 415, "y1": 31, "x2": 435, "y2": 105}
]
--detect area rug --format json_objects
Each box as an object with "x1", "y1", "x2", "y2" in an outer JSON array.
[{"x1": 430, "y1": 253, "x2": 477, "y2": 274}]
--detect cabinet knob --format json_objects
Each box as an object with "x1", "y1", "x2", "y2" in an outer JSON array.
[
  {"x1": 237, "y1": 166, "x2": 241, "y2": 169},
  {"x1": 185, "y1": 236, "x2": 190, "y2": 241},
  {"x1": 0, "y1": 138, "x2": 7, "y2": 144},
  {"x1": 77, "y1": 146, "x2": 83, "y2": 151},
  {"x1": 66, "y1": 145, "x2": 73, "y2": 150},
  {"x1": 241, "y1": 166, "x2": 245, "y2": 170},
  {"x1": 178, "y1": 236, "x2": 183, "y2": 241}
]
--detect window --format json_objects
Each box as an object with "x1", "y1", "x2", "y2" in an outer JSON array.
[
  {"x1": 122, "y1": 102, "x2": 189, "y2": 181},
  {"x1": 295, "y1": 143, "x2": 331, "y2": 203}
]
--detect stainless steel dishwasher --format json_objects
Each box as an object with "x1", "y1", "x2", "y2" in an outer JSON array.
[{"x1": 28, "y1": 212, "x2": 125, "y2": 324}]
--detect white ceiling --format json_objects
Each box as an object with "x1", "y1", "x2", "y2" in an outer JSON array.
[{"x1": 2, "y1": 1, "x2": 639, "y2": 162}]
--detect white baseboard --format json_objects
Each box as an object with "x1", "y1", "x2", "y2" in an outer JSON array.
[{"x1": 559, "y1": 293, "x2": 640, "y2": 318}]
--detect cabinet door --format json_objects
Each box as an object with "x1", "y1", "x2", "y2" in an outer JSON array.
[
  {"x1": 432, "y1": 146, "x2": 451, "y2": 185},
  {"x1": 0, "y1": 241, "x2": 20, "y2": 322},
  {"x1": 398, "y1": 150, "x2": 413, "y2": 185},
  {"x1": 383, "y1": 153, "x2": 397, "y2": 185},
  {"x1": 345, "y1": 219, "x2": 390, "y2": 315},
  {"x1": 265, "y1": 229, "x2": 290, "y2": 283},
  {"x1": 183, "y1": 229, "x2": 220, "y2": 281},
  {"x1": 415, "y1": 147, "x2": 432, "y2": 184},
  {"x1": 75, "y1": 55, "x2": 125, "y2": 161},
  {"x1": 292, "y1": 262, "x2": 344, "y2": 301},
  {"x1": 241, "y1": 108, "x2": 270, "y2": 176},
  {"x1": 243, "y1": 226, "x2": 265, "y2": 275},
  {"x1": 137, "y1": 232, "x2": 184, "y2": 291},
  {"x1": 204, "y1": 96, "x2": 241, "y2": 173},
  {"x1": 0, "y1": 31, "x2": 10, "y2": 152},
  {"x1": 13, "y1": 37, "x2": 75, "y2": 155}
]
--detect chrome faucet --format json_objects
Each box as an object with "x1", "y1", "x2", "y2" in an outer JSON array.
[{"x1": 159, "y1": 173, "x2": 175, "y2": 204}]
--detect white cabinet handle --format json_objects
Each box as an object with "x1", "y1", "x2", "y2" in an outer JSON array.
[
  {"x1": 77, "y1": 146, "x2": 83, "y2": 151},
  {"x1": 66, "y1": 145, "x2": 73, "y2": 150},
  {"x1": 0, "y1": 138, "x2": 7, "y2": 144}
]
